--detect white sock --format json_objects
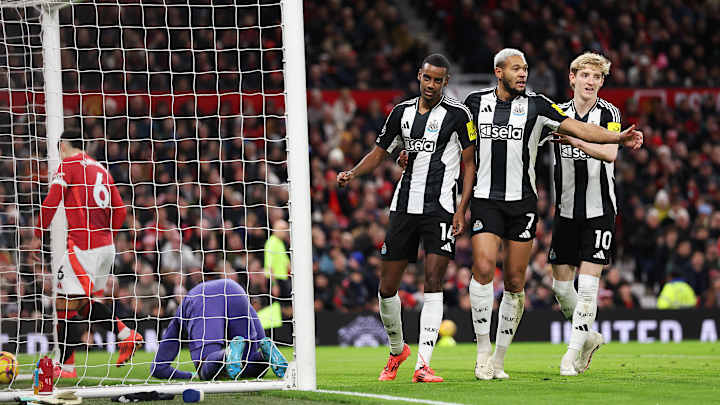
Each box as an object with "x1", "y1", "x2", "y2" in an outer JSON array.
[
  {"x1": 415, "y1": 292, "x2": 443, "y2": 370},
  {"x1": 568, "y1": 274, "x2": 599, "y2": 353},
  {"x1": 552, "y1": 278, "x2": 577, "y2": 321},
  {"x1": 117, "y1": 325, "x2": 131, "y2": 341},
  {"x1": 469, "y1": 278, "x2": 493, "y2": 361},
  {"x1": 493, "y1": 290, "x2": 525, "y2": 370},
  {"x1": 379, "y1": 293, "x2": 404, "y2": 355}
]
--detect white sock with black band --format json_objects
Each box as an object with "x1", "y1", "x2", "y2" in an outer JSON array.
[
  {"x1": 379, "y1": 293, "x2": 404, "y2": 355},
  {"x1": 469, "y1": 278, "x2": 493, "y2": 363},
  {"x1": 492, "y1": 290, "x2": 525, "y2": 372},
  {"x1": 415, "y1": 292, "x2": 443, "y2": 370},
  {"x1": 552, "y1": 278, "x2": 578, "y2": 321}
]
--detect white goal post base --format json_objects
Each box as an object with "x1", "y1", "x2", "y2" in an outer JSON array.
[
  {"x1": 0, "y1": 380, "x2": 291, "y2": 402},
  {"x1": 0, "y1": 363, "x2": 297, "y2": 402}
]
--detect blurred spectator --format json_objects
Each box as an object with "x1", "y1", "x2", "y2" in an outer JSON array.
[
  {"x1": 597, "y1": 288, "x2": 615, "y2": 309},
  {"x1": 160, "y1": 230, "x2": 202, "y2": 278},
  {"x1": 527, "y1": 60, "x2": 557, "y2": 97},
  {"x1": 703, "y1": 276, "x2": 720, "y2": 308},
  {"x1": 314, "y1": 273, "x2": 335, "y2": 311},
  {"x1": 133, "y1": 261, "x2": 167, "y2": 318},
  {"x1": 614, "y1": 282, "x2": 640, "y2": 310},
  {"x1": 341, "y1": 271, "x2": 369, "y2": 312},
  {"x1": 529, "y1": 285, "x2": 554, "y2": 310}
]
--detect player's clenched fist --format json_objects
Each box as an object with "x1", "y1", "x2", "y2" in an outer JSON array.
[
  {"x1": 337, "y1": 170, "x2": 354, "y2": 187},
  {"x1": 618, "y1": 124, "x2": 643, "y2": 150}
]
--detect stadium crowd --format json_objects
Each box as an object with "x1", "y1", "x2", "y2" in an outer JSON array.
[
  {"x1": 0, "y1": 0, "x2": 719, "y2": 322},
  {"x1": 421, "y1": 0, "x2": 719, "y2": 95}
]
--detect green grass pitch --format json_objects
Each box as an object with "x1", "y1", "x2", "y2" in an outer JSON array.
[{"x1": 8, "y1": 342, "x2": 720, "y2": 404}]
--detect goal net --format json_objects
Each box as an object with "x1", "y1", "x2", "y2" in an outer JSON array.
[{"x1": 0, "y1": 0, "x2": 314, "y2": 399}]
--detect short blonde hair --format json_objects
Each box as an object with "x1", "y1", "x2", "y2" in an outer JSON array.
[
  {"x1": 570, "y1": 52, "x2": 611, "y2": 76},
  {"x1": 494, "y1": 48, "x2": 526, "y2": 68}
]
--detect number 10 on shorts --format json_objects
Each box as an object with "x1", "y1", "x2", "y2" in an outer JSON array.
[{"x1": 594, "y1": 230, "x2": 612, "y2": 250}]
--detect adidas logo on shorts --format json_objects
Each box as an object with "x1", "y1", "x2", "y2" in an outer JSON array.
[
  {"x1": 441, "y1": 242, "x2": 452, "y2": 252},
  {"x1": 518, "y1": 230, "x2": 531, "y2": 239},
  {"x1": 593, "y1": 250, "x2": 606, "y2": 260}
]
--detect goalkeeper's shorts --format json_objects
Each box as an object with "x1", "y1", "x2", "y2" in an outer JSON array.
[{"x1": 57, "y1": 241, "x2": 115, "y2": 296}]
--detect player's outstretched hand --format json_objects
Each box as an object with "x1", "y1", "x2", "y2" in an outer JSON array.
[
  {"x1": 619, "y1": 124, "x2": 643, "y2": 150},
  {"x1": 549, "y1": 132, "x2": 581, "y2": 147},
  {"x1": 452, "y1": 211, "x2": 465, "y2": 237},
  {"x1": 396, "y1": 150, "x2": 409, "y2": 170},
  {"x1": 337, "y1": 171, "x2": 354, "y2": 187},
  {"x1": 29, "y1": 237, "x2": 42, "y2": 263}
]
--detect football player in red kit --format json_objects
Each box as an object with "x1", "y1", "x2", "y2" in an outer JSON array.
[{"x1": 31, "y1": 129, "x2": 143, "y2": 377}]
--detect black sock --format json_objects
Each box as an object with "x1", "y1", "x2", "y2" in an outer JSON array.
[
  {"x1": 83, "y1": 301, "x2": 117, "y2": 332},
  {"x1": 57, "y1": 315, "x2": 84, "y2": 363}
]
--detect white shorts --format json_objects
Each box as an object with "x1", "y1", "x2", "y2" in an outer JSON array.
[{"x1": 57, "y1": 242, "x2": 115, "y2": 296}]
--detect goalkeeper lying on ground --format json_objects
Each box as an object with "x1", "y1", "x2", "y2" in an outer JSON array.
[{"x1": 150, "y1": 278, "x2": 288, "y2": 380}]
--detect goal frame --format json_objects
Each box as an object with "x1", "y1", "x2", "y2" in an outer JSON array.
[{"x1": 0, "y1": 0, "x2": 315, "y2": 400}]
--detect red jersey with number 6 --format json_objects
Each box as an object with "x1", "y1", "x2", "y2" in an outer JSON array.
[{"x1": 35, "y1": 152, "x2": 127, "y2": 250}]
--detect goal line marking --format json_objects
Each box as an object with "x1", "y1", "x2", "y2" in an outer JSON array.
[{"x1": 314, "y1": 389, "x2": 465, "y2": 405}]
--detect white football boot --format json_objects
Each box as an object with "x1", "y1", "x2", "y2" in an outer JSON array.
[
  {"x1": 493, "y1": 368, "x2": 510, "y2": 379},
  {"x1": 474, "y1": 356, "x2": 494, "y2": 380},
  {"x1": 574, "y1": 331, "x2": 604, "y2": 373},
  {"x1": 560, "y1": 353, "x2": 579, "y2": 376}
]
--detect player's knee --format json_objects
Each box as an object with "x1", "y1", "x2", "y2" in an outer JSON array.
[
  {"x1": 504, "y1": 276, "x2": 525, "y2": 293},
  {"x1": 472, "y1": 257, "x2": 494, "y2": 283},
  {"x1": 378, "y1": 285, "x2": 398, "y2": 299},
  {"x1": 423, "y1": 276, "x2": 442, "y2": 293}
]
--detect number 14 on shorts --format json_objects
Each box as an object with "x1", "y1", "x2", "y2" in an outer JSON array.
[
  {"x1": 439, "y1": 223, "x2": 455, "y2": 242},
  {"x1": 439, "y1": 223, "x2": 455, "y2": 252}
]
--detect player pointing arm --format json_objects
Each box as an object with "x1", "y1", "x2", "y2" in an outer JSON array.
[{"x1": 463, "y1": 48, "x2": 642, "y2": 381}]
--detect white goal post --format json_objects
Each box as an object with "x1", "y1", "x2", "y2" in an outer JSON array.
[{"x1": 0, "y1": 0, "x2": 314, "y2": 400}]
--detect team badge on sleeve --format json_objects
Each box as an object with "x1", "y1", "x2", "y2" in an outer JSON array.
[
  {"x1": 607, "y1": 122, "x2": 621, "y2": 132},
  {"x1": 551, "y1": 103, "x2": 567, "y2": 117},
  {"x1": 467, "y1": 121, "x2": 477, "y2": 141},
  {"x1": 51, "y1": 172, "x2": 67, "y2": 187}
]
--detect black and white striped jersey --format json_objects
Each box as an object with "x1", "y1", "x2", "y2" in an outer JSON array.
[
  {"x1": 551, "y1": 98, "x2": 621, "y2": 219},
  {"x1": 464, "y1": 88, "x2": 569, "y2": 201},
  {"x1": 376, "y1": 95, "x2": 476, "y2": 215}
]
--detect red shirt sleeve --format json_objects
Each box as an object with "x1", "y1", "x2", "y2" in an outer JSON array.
[
  {"x1": 35, "y1": 165, "x2": 69, "y2": 238},
  {"x1": 108, "y1": 174, "x2": 127, "y2": 234}
]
